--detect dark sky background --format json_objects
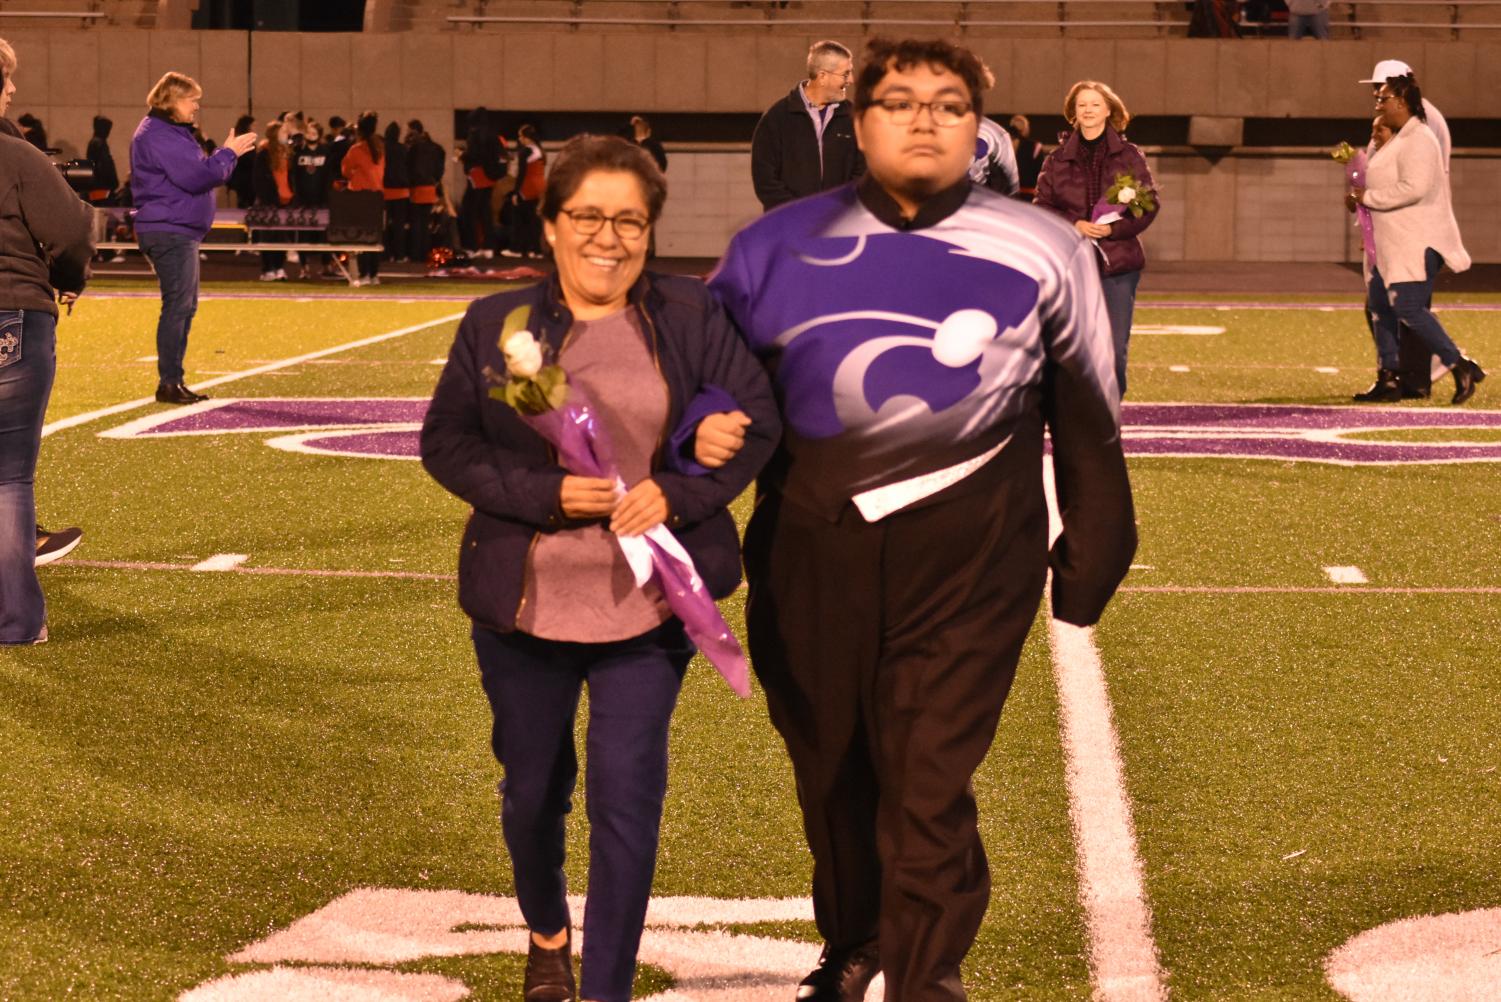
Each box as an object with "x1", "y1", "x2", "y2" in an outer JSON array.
[{"x1": 193, "y1": 0, "x2": 366, "y2": 31}]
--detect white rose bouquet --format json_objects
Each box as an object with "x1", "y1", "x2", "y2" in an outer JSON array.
[{"x1": 1091, "y1": 172, "x2": 1158, "y2": 226}]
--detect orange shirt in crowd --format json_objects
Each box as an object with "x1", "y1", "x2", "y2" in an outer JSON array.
[{"x1": 342, "y1": 141, "x2": 385, "y2": 192}]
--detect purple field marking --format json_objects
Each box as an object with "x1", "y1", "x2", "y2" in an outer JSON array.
[
  {"x1": 140, "y1": 398, "x2": 428, "y2": 435},
  {"x1": 57, "y1": 559, "x2": 454, "y2": 581},
  {"x1": 1139, "y1": 300, "x2": 1501, "y2": 311}
]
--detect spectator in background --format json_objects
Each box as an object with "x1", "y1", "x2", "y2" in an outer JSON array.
[
  {"x1": 85, "y1": 116, "x2": 119, "y2": 205},
  {"x1": 502, "y1": 123, "x2": 545, "y2": 259},
  {"x1": 1034, "y1": 79, "x2": 1160, "y2": 397},
  {"x1": 252, "y1": 120, "x2": 294, "y2": 281},
  {"x1": 341, "y1": 111, "x2": 385, "y2": 286},
  {"x1": 326, "y1": 115, "x2": 353, "y2": 180},
  {"x1": 1288, "y1": 0, "x2": 1331, "y2": 39},
  {"x1": 130, "y1": 71, "x2": 257, "y2": 404},
  {"x1": 969, "y1": 115, "x2": 1019, "y2": 195},
  {"x1": 629, "y1": 114, "x2": 667, "y2": 172},
  {"x1": 293, "y1": 119, "x2": 334, "y2": 278},
  {"x1": 405, "y1": 119, "x2": 445, "y2": 264},
  {"x1": 1009, "y1": 114, "x2": 1046, "y2": 201},
  {"x1": 226, "y1": 113, "x2": 257, "y2": 208},
  {"x1": 17, "y1": 112, "x2": 47, "y2": 152},
  {"x1": 460, "y1": 108, "x2": 508, "y2": 257},
  {"x1": 751, "y1": 39, "x2": 865, "y2": 212},
  {"x1": 381, "y1": 120, "x2": 411, "y2": 264},
  {"x1": 1350, "y1": 74, "x2": 1482, "y2": 405}
]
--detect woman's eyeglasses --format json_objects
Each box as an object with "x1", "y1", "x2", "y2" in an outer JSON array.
[{"x1": 558, "y1": 208, "x2": 650, "y2": 240}]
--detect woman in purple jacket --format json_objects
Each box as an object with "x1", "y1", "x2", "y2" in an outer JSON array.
[
  {"x1": 129, "y1": 72, "x2": 256, "y2": 404},
  {"x1": 420, "y1": 135, "x2": 778, "y2": 1002},
  {"x1": 1035, "y1": 80, "x2": 1160, "y2": 396}
]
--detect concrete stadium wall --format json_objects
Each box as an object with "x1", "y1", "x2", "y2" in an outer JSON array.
[
  {"x1": 3, "y1": 26, "x2": 1497, "y2": 261},
  {"x1": 653, "y1": 147, "x2": 1501, "y2": 263}
]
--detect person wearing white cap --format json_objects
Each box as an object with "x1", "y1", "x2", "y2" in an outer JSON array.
[
  {"x1": 1349, "y1": 74, "x2": 1483, "y2": 405},
  {"x1": 1359, "y1": 59, "x2": 1449, "y2": 172}
]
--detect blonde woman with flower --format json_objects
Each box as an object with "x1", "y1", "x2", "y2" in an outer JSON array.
[
  {"x1": 1034, "y1": 79, "x2": 1160, "y2": 396},
  {"x1": 420, "y1": 134, "x2": 779, "y2": 1002}
]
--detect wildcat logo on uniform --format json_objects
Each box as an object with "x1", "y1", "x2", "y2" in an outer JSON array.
[{"x1": 752, "y1": 231, "x2": 1041, "y2": 443}]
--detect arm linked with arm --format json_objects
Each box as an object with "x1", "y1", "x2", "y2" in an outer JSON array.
[
  {"x1": 653, "y1": 292, "x2": 781, "y2": 528},
  {"x1": 1042, "y1": 241, "x2": 1137, "y2": 626},
  {"x1": 420, "y1": 310, "x2": 568, "y2": 529},
  {"x1": 1362, "y1": 136, "x2": 1437, "y2": 212}
]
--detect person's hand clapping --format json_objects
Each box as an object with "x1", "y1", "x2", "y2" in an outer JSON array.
[
  {"x1": 693, "y1": 410, "x2": 751, "y2": 469},
  {"x1": 1074, "y1": 219, "x2": 1111, "y2": 239},
  {"x1": 559, "y1": 476, "x2": 616, "y2": 520},
  {"x1": 225, "y1": 130, "x2": 258, "y2": 157},
  {"x1": 610, "y1": 479, "x2": 669, "y2": 537}
]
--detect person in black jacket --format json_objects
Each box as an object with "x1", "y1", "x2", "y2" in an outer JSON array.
[
  {"x1": 380, "y1": 121, "x2": 410, "y2": 263},
  {"x1": 226, "y1": 114, "x2": 256, "y2": 208},
  {"x1": 292, "y1": 119, "x2": 333, "y2": 278},
  {"x1": 85, "y1": 116, "x2": 119, "y2": 205},
  {"x1": 404, "y1": 119, "x2": 445, "y2": 263},
  {"x1": 421, "y1": 134, "x2": 779, "y2": 1002},
  {"x1": 460, "y1": 108, "x2": 508, "y2": 255},
  {"x1": 750, "y1": 39, "x2": 865, "y2": 212}
]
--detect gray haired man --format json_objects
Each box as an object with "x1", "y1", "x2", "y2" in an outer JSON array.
[{"x1": 750, "y1": 39, "x2": 866, "y2": 211}]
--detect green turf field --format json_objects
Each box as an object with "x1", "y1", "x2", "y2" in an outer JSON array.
[{"x1": 2, "y1": 288, "x2": 1499, "y2": 1000}]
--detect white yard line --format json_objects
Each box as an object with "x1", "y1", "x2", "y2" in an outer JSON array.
[
  {"x1": 191, "y1": 554, "x2": 249, "y2": 572},
  {"x1": 41, "y1": 312, "x2": 464, "y2": 439},
  {"x1": 1043, "y1": 457, "x2": 1169, "y2": 1002}
]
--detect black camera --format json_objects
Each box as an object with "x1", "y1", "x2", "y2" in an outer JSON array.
[{"x1": 55, "y1": 159, "x2": 99, "y2": 196}]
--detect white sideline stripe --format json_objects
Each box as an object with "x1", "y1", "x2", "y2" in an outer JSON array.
[
  {"x1": 192, "y1": 554, "x2": 249, "y2": 572},
  {"x1": 1315, "y1": 366, "x2": 1340, "y2": 374},
  {"x1": 1325, "y1": 565, "x2": 1369, "y2": 585},
  {"x1": 1168, "y1": 365, "x2": 1191, "y2": 373},
  {"x1": 135, "y1": 355, "x2": 157, "y2": 362},
  {"x1": 41, "y1": 312, "x2": 464, "y2": 439},
  {"x1": 1043, "y1": 457, "x2": 1169, "y2": 1002}
]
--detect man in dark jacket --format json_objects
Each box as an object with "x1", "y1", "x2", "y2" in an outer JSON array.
[
  {"x1": 711, "y1": 37, "x2": 1135, "y2": 1002},
  {"x1": 86, "y1": 116, "x2": 119, "y2": 204},
  {"x1": 0, "y1": 37, "x2": 95, "y2": 644},
  {"x1": 404, "y1": 120, "x2": 445, "y2": 263},
  {"x1": 751, "y1": 39, "x2": 865, "y2": 212}
]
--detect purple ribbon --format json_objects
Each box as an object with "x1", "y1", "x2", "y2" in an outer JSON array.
[
  {"x1": 1347, "y1": 150, "x2": 1377, "y2": 266},
  {"x1": 521, "y1": 395, "x2": 752, "y2": 698}
]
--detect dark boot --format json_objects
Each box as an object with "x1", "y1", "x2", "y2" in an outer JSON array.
[
  {"x1": 796, "y1": 940, "x2": 880, "y2": 1001},
  {"x1": 522, "y1": 930, "x2": 575, "y2": 1002},
  {"x1": 1452, "y1": 357, "x2": 1486, "y2": 405},
  {"x1": 1353, "y1": 369, "x2": 1401, "y2": 403}
]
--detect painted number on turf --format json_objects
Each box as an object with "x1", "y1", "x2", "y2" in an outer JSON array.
[{"x1": 179, "y1": 888, "x2": 853, "y2": 1001}]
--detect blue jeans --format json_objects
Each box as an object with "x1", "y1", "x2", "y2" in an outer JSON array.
[
  {"x1": 1289, "y1": 11, "x2": 1329, "y2": 38},
  {"x1": 1102, "y1": 269, "x2": 1141, "y2": 398},
  {"x1": 0, "y1": 309, "x2": 56, "y2": 644},
  {"x1": 473, "y1": 620, "x2": 693, "y2": 1002},
  {"x1": 1368, "y1": 248, "x2": 1460, "y2": 370},
  {"x1": 137, "y1": 230, "x2": 201, "y2": 384}
]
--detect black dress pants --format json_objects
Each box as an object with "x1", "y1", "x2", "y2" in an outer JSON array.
[{"x1": 744, "y1": 464, "x2": 1048, "y2": 1002}]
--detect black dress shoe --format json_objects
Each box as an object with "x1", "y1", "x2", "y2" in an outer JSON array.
[
  {"x1": 1399, "y1": 384, "x2": 1430, "y2": 399},
  {"x1": 523, "y1": 931, "x2": 575, "y2": 1002},
  {"x1": 1353, "y1": 369, "x2": 1401, "y2": 403},
  {"x1": 155, "y1": 382, "x2": 209, "y2": 405},
  {"x1": 1452, "y1": 357, "x2": 1486, "y2": 405},
  {"x1": 796, "y1": 940, "x2": 880, "y2": 1001}
]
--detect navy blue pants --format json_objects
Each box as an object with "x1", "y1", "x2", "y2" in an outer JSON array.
[
  {"x1": 473, "y1": 620, "x2": 692, "y2": 1002},
  {"x1": 0, "y1": 309, "x2": 55, "y2": 644},
  {"x1": 1369, "y1": 248, "x2": 1461, "y2": 370},
  {"x1": 1101, "y1": 268, "x2": 1141, "y2": 398},
  {"x1": 137, "y1": 230, "x2": 200, "y2": 384}
]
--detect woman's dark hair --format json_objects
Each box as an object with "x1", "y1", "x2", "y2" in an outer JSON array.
[
  {"x1": 383, "y1": 120, "x2": 401, "y2": 146},
  {"x1": 357, "y1": 111, "x2": 383, "y2": 159},
  {"x1": 518, "y1": 123, "x2": 537, "y2": 143},
  {"x1": 234, "y1": 113, "x2": 255, "y2": 135},
  {"x1": 92, "y1": 115, "x2": 111, "y2": 138},
  {"x1": 853, "y1": 37, "x2": 993, "y2": 120},
  {"x1": 541, "y1": 134, "x2": 667, "y2": 224},
  {"x1": 1385, "y1": 74, "x2": 1426, "y2": 122}
]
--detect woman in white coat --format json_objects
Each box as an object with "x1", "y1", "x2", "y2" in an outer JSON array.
[{"x1": 1350, "y1": 73, "x2": 1484, "y2": 405}]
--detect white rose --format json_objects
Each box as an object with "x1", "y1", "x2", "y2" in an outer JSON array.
[
  {"x1": 1116, "y1": 186, "x2": 1137, "y2": 205},
  {"x1": 503, "y1": 331, "x2": 544, "y2": 379}
]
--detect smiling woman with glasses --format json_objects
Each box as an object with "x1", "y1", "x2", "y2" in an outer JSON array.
[{"x1": 420, "y1": 133, "x2": 779, "y2": 1002}]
